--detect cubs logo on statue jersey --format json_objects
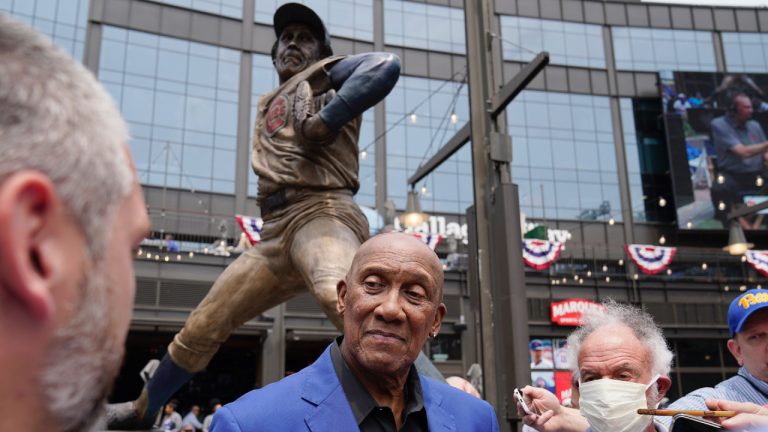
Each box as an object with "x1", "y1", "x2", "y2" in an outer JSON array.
[{"x1": 265, "y1": 95, "x2": 289, "y2": 137}]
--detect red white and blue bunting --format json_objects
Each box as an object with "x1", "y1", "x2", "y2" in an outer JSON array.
[
  {"x1": 411, "y1": 233, "x2": 443, "y2": 250},
  {"x1": 522, "y1": 239, "x2": 564, "y2": 270},
  {"x1": 745, "y1": 250, "x2": 768, "y2": 278},
  {"x1": 235, "y1": 215, "x2": 263, "y2": 244},
  {"x1": 625, "y1": 244, "x2": 676, "y2": 275}
]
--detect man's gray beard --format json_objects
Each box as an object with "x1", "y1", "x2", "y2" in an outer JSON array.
[{"x1": 38, "y1": 264, "x2": 126, "y2": 432}]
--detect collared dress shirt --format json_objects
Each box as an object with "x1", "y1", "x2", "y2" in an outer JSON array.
[
  {"x1": 657, "y1": 367, "x2": 768, "y2": 428},
  {"x1": 330, "y1": 338, "x2": 428, "y2": 432}
]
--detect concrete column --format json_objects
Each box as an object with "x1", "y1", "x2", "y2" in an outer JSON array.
[
  {"x1": 235, "y1": 53, "x2": 253, "y2": 214},
  {"x1": 260, "y1": 304, "x2": 286, "y2": 384},
  {"x1": 373, "y1": 0, "x2": 387, "y2": 214},
  {"x1": 83, "y1": 0, "x2": 104, "y2": 74},
  {"x1": 713, "y1": 32, "x2": 726, "y2": 72},
  {"x1": 235, "y1": 0, "x2": 255, "y2": 214}
]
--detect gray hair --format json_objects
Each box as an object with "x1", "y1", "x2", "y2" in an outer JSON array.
[
  {"x1": 0, "y1": 13, "x2": 132, "y2": 253},
  {"x1": 0, "y1": 14, "x2": 133, "y2": 431},
  {"x1": 566, "y1": 299, "x2": 673, "y2": 381}
]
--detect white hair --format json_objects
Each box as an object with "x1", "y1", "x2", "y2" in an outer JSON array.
[
  {"x1": 0, "y1": 14, "x2": 133, "y2": 431},
  {"x1": 566, "y1": 299, "x2": 674, "y2": 381},
  {"x1": 0, "y1": 13, "x2": 132, "y2": 253}
]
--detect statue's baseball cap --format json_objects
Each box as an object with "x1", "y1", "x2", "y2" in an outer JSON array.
[
  {"x1": 273, "y1": 3, "x2": 332, "y2": 54},
  {"x1": 728, "y1": 288, "x2": 768, "y2": 337}
]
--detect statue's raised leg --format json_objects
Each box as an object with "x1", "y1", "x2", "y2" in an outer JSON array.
[
  {"x1": 107, "y1": 239, "x2": 303, "y2": 429},
  {"x1": 291, "y1": 216, "x2": 359, "y2": 330}
]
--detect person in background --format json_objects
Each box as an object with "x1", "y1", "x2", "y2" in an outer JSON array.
[
  {"x1": 518, "y1": 300, "x2": 673, "y2": 432},
  {"x1": 711, "y1": 92, "x2": 768, "y2": 228},
  {"x1": 446, "y1": 375, "x2": 482, "y2": 398},
  {"x1": 164, "y1": 234, "x2": 180, "y2": 252},
  {"x1": 182, "y1": 405, "x2": 203, "y2": 431},
  {"x1": 673, "y1": 92, "x2": 691, "y2": 116},
  {"x1": 202, "y1": 400, "x2": 222, "y2": 432},
  {"x1": 531, "y1": 340, "x2": 554, "y2": 369},
  {"x1": 0, "y1": 13, "x2": 150, "y2": 432},
  {"x1": 160, "y1": 400, "x2": 182, "y2": 432},
  {"x1": 658, "y1": 288, "x2": 768, "y2": 429}
]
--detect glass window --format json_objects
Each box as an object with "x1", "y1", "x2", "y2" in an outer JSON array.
[
  {"x1": 386, "y1": 75, "x2": 472, "y2": 214},
  {"x1": 99, "y1": 26, "x2": 240, "y2": 194},
  {"x1": 384, "y1": 0, "x2": 466, "y2": 55},
  {"x1": 612, "y1": 27, "x2": 716, "y2": 72},
  {"x1": 675, "y1": 339, "x2": 721, "y2": 367},
  {"x1": 620, "y1": 97, "x2": 673, "y2": 223},
  {"x1": 429, "y1": 334, "x2": 462, "y2": 361},
  {"x1": 500, "y1": 16, "x2": 604, "y2": 69},
  {"x1": 1, "y1": 0, "x2": 89, "y2": 61},
  {"x1": 508, "y1": 91, "x2": 621, "y2": 221},
  {"x1": 147, "y1": 0, "x2": 241, "y2": 19},
  {"x1": 678, "y1": 372, "x2": 724, "y2": 396},
  {"x1": 723, "y1": 32, "x2": 768, "y2": 73},
  {"x1": 255, "y1": 0, "x2": 373, "y2": 42},
  {"x1": 356, "y1": 111, "x2": 376, "y2": 208},
  {"x1": 621, "y1": 98, "x2": 646, "y2": 222}
]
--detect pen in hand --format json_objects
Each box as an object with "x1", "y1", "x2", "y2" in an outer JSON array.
[{"x1": 637, "y1": 409, "x2": 737, "y2": 417}]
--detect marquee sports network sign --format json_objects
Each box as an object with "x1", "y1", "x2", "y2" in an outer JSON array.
[{"x1": 550, "y1": 299, "x2": 605, "y2": 326}]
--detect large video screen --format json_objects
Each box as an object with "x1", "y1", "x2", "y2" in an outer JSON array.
[{"x1": 660, "y1": 71, "x2": 768, "y2": 230}]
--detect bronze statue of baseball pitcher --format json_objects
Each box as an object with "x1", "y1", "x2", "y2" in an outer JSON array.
[{"x1": 108, "y1": 4, "x2": 443, "y2": 428}]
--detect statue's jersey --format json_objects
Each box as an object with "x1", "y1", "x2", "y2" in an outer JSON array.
[{"x1": 252, "y1": 55, "x2": 362, "y2": 205}]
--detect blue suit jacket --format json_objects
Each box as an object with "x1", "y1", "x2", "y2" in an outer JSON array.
[{"x1": 211, "y1": 345, "x2": 499, "y2": 431}]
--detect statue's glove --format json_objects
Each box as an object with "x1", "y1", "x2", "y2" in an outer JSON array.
[{"x1": 294, "y1": 80, "x2": 336, "y2": 147}]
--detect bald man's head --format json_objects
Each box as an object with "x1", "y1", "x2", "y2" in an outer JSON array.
[
  {"x1": 337, "y1": 232, "x2": 446, "y2": 378},
  {"x1": 348, "y1": 232, "x2": 444, "y2": 301}
]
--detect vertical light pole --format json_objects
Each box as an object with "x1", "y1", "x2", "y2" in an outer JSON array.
[
  {"x1": 464, "y1": 1, "x2": 547, "y2": 430},
  {"x1": 407, "y1": 4, "x2": 548, "y2": 428}
]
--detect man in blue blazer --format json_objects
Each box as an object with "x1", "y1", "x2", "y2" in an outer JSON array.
[{"x1": 211, "y1": 233, "x2": 499, "y2": 431}]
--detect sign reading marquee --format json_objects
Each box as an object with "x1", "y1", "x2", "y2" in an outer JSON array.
[{"x1": 550, "y1": 299, "x2": 606, "y2": 326}]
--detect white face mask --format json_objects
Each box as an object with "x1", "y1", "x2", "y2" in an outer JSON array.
[{"x1": 578, "y1": 375, "x2": 659, "y2": 432}]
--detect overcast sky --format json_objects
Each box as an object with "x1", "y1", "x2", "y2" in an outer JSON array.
[{"x1": 642, "y1": 0, "x2": 768, "y2": 6}]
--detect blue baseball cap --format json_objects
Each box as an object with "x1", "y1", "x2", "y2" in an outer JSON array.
[
  {"x1": 728, "y1": 288, "x2": 768, "y2": 337},
  {"x1": 529, "y1": 340, "x2": 544, "y2": 350}
]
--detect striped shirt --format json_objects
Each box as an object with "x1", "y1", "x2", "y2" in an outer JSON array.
[
  {"x1": 657, "y1": 367, "x2": 768, "y2": 428},
  {"x1": 586, "y1": 419, "x2": 667, "y2": 432}
]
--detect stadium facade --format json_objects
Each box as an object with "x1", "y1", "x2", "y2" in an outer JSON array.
[{"x1": 4, "y1": 0, "x2": 768, "y2": 408}]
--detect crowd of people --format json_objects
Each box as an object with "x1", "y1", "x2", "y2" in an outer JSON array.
[
  {"x1": 517, "y1": 290, "x2": 768, "y2": 432},
  {"x1": 5, "y1": 2, "x2": 768, "y2": 432},
  {"x1": 151, "y1": 400, "x2": 220, "y2": 432}
]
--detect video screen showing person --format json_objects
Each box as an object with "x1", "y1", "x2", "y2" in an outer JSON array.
[
  {"x1": 660, "y1": 71, "x2": 768, "y2": 230},
  {"x1": 531, "y1": 371, "x2": 556, "y2": 394},
  {"x1": 529, "y1": 339, "x2": 554, "y2": 369},
  {"x1": 553, "y1": 338, "x2": 569, "y2": 369}
]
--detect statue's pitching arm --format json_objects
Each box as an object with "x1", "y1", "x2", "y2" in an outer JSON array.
[
  {"x1": 321, "y1": 52, "x2": 401, "y2": 132},
  {"x1": 295, "y1": 52, "x2": 401, "y2": 145}
]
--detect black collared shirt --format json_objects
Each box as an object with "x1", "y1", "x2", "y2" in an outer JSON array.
[{"x1": 330, "y1": 337, "x2": 429, "y2": 432}]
